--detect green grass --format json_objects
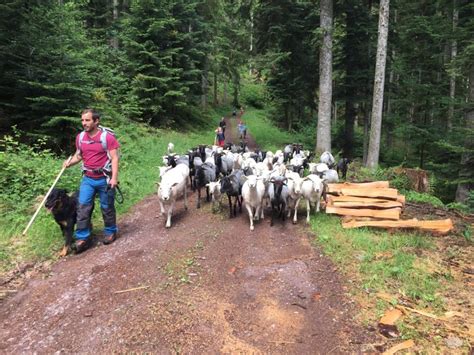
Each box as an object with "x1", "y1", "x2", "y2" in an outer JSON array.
[
  {"x1": 0, "y1": 109, "x2": 224, "y2": 272},
  {"x1": 309, "y1": 213, "x2": 444, "y2": 309},
  {"x1": 243, "y1": 107, "x2": 313, "y2": 152}
]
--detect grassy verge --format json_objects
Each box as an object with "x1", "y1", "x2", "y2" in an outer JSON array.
[
  {"x1": 0, "y1": 109, "x2": 224, "y2": 272},
  {"x1": 308, "y1": 212, "x2": 470, "y2": 350},
  {"x1": 242, "y1": 107, "x2": 314, "y2": 152}
]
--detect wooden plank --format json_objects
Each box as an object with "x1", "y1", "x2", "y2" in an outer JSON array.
[
  {"x1": 328, "y1": 195, "x2": 395, "y2": 203},
  {"x1": 397, "y1": 194, "x2": 406, "y2": 204},
  {"x1": 341, "y1": 218, "x2": 453, "y2": 235},
  {"x1": 326, "y1": 206, "x2": 401, "y2": 220},
  {"x1": 327, "y1": 181, "x2": 390, "y2": 194},
  {"x1": 339, "y1": 187, "x2": 399, "y2": 200},
  {"x1": 332, "y1": 200, "x2": 403, "y2": 209}
]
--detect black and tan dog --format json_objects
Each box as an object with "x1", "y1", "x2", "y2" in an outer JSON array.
[{"x1": 44, "y1": 188, "x2": 78, "y2": 257}]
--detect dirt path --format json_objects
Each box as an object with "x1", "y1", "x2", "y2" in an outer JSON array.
[{"x1": 0, "y1": 114, "x2": 374, "y2": 353}]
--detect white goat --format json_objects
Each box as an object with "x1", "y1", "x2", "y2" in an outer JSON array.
[
  {"x1": 158, "y1": 165, "x2": 172, "y2": 179},
  {"x1": 285, "y1": 171, "x2": 303, "y2": 223},
  {"x1": 167, "y1": 142, "x2": 175, "y2": 154},
  {"x1": 320, "y1": 151, "x2": 336, "y2": 169},
  {"x1": 299, "y1": 174, "x2": 325, "y2": 223},
  {"x1": 322, "y1": 169, "x2": 339, "y2": 183},
  {"x1": 206, "y1": 180, "x2": 222, "y2": 211},
  {"x1": 157, "y1": 164, "x2": 189, "y2": 228},
  {"x1": 241, "y1": 175, "x2": 266, "y2": 231},
  {"x1": 308, "y1": 162, "x2": 329, "y2": 176}
]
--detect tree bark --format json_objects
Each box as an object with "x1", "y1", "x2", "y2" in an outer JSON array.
[
  {"x1": 223, "y1": 80, "x2": 227, "y2": 105},
  {"x1": 455, "y1": 64, "x2": 474, "y2": 203},
  {"x1": 448, "y1": 0, "x2": 458, "y2": 131},
  {"x1": 201, "y1": 57, "x2": 209, "y2": 109},
  {"x1": 366, "y1": 0, "x2": 390, "y2": 169},
  {"x1": 110, "y1": 0, "x2": 119, "y2": 49},
  {"x1": 316, "y1": 0, "x2": 333, "y2": 155},
  {"x1": 213, "y1": 71, "x2": 218, "y2": 106}
]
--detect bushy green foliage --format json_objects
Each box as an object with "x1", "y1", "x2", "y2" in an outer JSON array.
[
  {"x1": 405, "y1": 191, "x2": 444, "y2": 208},
  {"x1": 240, "y1": 81, "x2": 266, "y2": 109}
]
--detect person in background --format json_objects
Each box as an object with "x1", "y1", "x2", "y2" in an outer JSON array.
[
  {"x1": 238, "y1": 120, "x2": 247, "y2": 140},
  {"x1": 219, "y1": 117, "x2": 226, "y2": 134},
  {"x1": 215, "y1": 126, "x2": 225, "y2": 147}
]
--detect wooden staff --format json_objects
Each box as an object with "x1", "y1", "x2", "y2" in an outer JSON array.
[{"x1": 22, "y1": 155, "x2": 73, "y2": 236}]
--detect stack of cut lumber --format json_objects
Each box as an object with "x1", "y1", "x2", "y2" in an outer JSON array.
[{"x1": 325, "y1": 181, "x2": 453, "y2": 235}]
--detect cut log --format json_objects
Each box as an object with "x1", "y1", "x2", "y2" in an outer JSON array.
[
  {"x1": 328, "y1": 195, "x2": 395, "y2": 203},
  {"x1": 341, "y1": 218, "x2": 453, "y2": 235},
  {"x1": 331, "y1": 200, "x2": 403, "y2": 209},
  {"x1": 397, "y1": 194, "x2": 406, "y2": 204},
  {"x1": 327, "y1": 181, "x2": 390, "y2": 194},
  {"x1": 326, "y1": 206, "x2": 401, "y2": 220},
  {"x1": 327, "y1": 195, "x2": 403, "y2": 209},
  {"x1": 338, "y1": 187, "x2": 399, "y2": 200}
]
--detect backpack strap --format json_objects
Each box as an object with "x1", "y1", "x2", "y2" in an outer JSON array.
[
  {"x1": 78, "y1": 131, "x2": 86, "y2": 153},
  {"x1": 100, "y1": 130, "x2": 108, "y2": 151}
]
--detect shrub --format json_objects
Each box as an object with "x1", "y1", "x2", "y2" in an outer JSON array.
[
  {"x1": 405, "y1": 191, "x2": 444, "y2": 208},
  {"x1": 240, "y1": 82, "x2": 266, "y2": 109}
]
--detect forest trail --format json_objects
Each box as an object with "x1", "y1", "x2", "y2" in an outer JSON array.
[{"x1": 0, "y1": 113, "x2": 374, "y2": 353}]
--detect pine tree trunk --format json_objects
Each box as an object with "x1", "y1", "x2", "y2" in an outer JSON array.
[
  {"x1": 110, "y1": 0, "x2": 119, "y2": 49},
  {"x1": 366, "y1": 0, "x2": 390, "y2": 169},
  {"x1": 232, "y1": 72, "x2": 240, "y2": 107},
  {"x1": 223, "y1": 80, "x2": 227, "y2": 105},
  {"x1": 363, "y1": 103, "x2": 370, "y2": 165},
  {"x1": 316, "y1": 0, "x2": 333, "y2": 155},
  {"x1": 448, "y1": 0, "x2": 458, "y2": 131},
  {"x1": 344, "y1": 100, "x2": 356, "y2": 158},
  {"x1": 213, "y1": 71, "x2": 218, "y2": 105},
  {"x1": 455, "y1": 64, "x2": 474, "y2": 203},
  {"x1": 201, "y1": 58, "x2": 209, "y2": 109}
]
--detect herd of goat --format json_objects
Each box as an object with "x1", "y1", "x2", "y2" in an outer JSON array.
[{"x1": 157, "y1": 142, "x2": 350, "y2": 230}]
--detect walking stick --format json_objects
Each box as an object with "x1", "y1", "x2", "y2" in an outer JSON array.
[{"x1": 22, "y1": 155, "x2": 73, "y2": 236}]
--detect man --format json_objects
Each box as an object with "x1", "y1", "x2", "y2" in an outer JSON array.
[
  {"x1": 219, "y1": 117, "x2": 226, "y2": 134},
  {"x1": 63, "y1": 109, "x2": 120, "y2": 252}
]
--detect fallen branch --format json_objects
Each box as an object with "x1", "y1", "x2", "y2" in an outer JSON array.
[
  {"x1": 382, "y1": 339, "x2": 414, "y2": 355},
  {"x1": 114, "y1": 285, "x2": 149, "y2": 294},
  {"x1": 395, "y1": 305, "x2": 462, "y2": 322}
]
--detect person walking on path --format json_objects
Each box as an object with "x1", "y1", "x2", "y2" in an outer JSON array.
[
  {"x1": 238, "y1": 120, "x2": 247, "y2": 140},
  {"x1": 63, "y1": 108, "x2": 120, "y2": 252},
  {"x1": 219, "y1": 117, "x2": 226, "y2": 134},
  {"x1": 215, "y1": 126, "x2": 225, "y2": 147}
]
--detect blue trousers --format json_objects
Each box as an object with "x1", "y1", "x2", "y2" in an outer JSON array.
[{"x1": 75, "y1": 176, "x2": 117, "y2": 240}]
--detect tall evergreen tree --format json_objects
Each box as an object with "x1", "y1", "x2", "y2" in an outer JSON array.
[
  {"x1": 366, "y1": 0, "x2": 390, "y2": 169},
  {"x1": 316, "y1": 0, "x2": 333, "y2": 155}
]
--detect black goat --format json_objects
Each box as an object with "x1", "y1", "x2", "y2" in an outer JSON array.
[
  {"x1": 337, "y1": 158, "x2": 351, "y2": 180},
  {"x1": 214, "y1": 153, "x2": 232, "y2": 177},
  {"x1": 268, "y1": 177, "x2": 289, "y2": 227},
  {"x1": 163, "y1": 154, "x2": 177, "y2": 168},
  {"x1": 193, "y1": 162, "x2": 216, "y2": 208},
  {"x1": 220, "y1": 170, "x2": 244, "y2": 218}
]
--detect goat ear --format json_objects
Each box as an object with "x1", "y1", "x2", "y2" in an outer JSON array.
[{"x1": 205, "y1": 183, "x2": 210, "y2": 187}]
